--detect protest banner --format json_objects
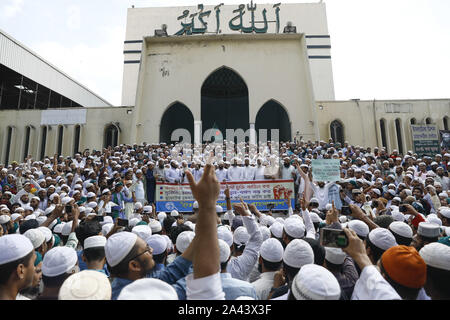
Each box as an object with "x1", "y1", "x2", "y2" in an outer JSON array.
[
  {"x1": 411, "y1": 125, "x2": 441, "y2": 156},
  {"x1": 311, "y1": 159, "x2": 341, "y2": 182},
  {"x1": 155, "y1": 180, "x2": 295, "y2": 212}
]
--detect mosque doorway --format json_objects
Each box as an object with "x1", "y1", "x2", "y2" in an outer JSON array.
[
  {"x1": 159, "y1": 102, "x2": 194, "y2": 144},
  {"x1": 255, "y1": 100, "x2": 291, "y2": 142}
]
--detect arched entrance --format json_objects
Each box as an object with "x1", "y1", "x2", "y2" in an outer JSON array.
[
  {"x1": 330, "y1": 120, "x2": 344, "y2": 144},
  {"x1": 201, "y1": 67, "x2": 249, "y2": 141},
  {"x1": 160, "y1": 102, "x2": 194, "y2": 144},
  {"x1": 255, "y1": 100, "x2": 291, "y2": 142},
  {"x1": 104, "y1": 124, "x2": 119, "y2": 148}
]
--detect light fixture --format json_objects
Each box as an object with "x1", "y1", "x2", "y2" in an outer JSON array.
[
  {"x1": 283, "y1": 22, "x2": 297, "y2": 33},
  {"x1": 14, "y1": 85, "x2": 26, "y2": 90},
  {"x1": 319, "y1": 105, "x2": 324, "y2": 110},
  {"x1": 127, "y1": 110, "x2": 133, "y2": 114},
  {"x1": 155, "y1": 24, "x2": 168, "y2": 37}
]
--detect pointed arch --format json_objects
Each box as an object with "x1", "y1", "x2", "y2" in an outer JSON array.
[
  {"x1": 379, "y1": 118, "x2": 388, "y2": 150},
  {"x1": 104, "y1": 123, "x2": 119, "y2": 148},
  {"x1": 255, "y1": 99, "x2": 291, "y2": 142},
  {"x1": 160, "y1": 102, "x2": 194, "y2": 144},
  {"x1": 330, "y1": 119, "x2": 345, "y2": 144}
]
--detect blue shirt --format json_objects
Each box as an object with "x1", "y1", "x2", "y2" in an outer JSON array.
[
  {"x1": 111, "y1": 255, "x2": 192, "y2": 300},
  {"x1": 77, "y1": 250, "x2": 110, "y2": 277}
]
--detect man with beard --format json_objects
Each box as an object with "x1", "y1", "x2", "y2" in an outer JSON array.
[
  {"x1": 17, "y1": 251, "x2": 43, "y2": 300},
  {"x1": 280, "y1": 157, "x2": 295, "y2": 181},
  {"x1": 154, "y1": 159, "x2": 166, "y2": 182},
  {"x1": 227, "y1": 158, "x2": 243, "y2": 181},
  {"x1": 254, "y1": 158, "x2": 266, "y2": 181},
  {"x1": 165, "y1": 161, "x2": 181, "y2": 183},
  {"x1": 0, "y1": 234, "x2": 36, "y2": 300},
  {"x1": 145, "y1": 162, "x2": 156, "y2": 205},
  {"x1": 215, "y1": 160, "x2": 228, "y2": 182}
]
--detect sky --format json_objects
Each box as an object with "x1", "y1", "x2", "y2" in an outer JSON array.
[{"x1": 1, "y1": 0, "x2": 449, "y2": 105}]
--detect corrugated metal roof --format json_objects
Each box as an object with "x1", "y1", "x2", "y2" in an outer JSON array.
[{"x1": 0, "y1": 28, "x2": 113, "y2": 107}]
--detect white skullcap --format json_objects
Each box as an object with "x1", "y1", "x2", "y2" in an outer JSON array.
[
  {"x1": 260, "y1": 226, "x2": 271, "y2": 241},
  {"x1": 348, "y1": 220, "x2": 370, "y2": 238},
  {"x1": 0, "y1": 234, "x2": 34, "y2": 265},
  {"x1": 149, "y1": 220, "x2": 162, "y2": 233},
  {"x1": 325, "y1": 204, "x2": 332, "y2": 211},
  {"x1": 193, "y1": 201, "x2": 199, "y2": 209},
  {"x1": 427, "y1": 216, "x2": 442, "y2": 226},
  {"x1": 117, "y1": 278, "x2": 178, "y2": 300},
  {"x1": 419, "y1": 243, "x2": 450, "y2": 271},
  {"x1": 325, "y1": 247, "x2": 347, "y2": 265},
  {"x1": 42, "y1": 247, "x2": 78, "y2": 277},
  {"x1": 105, "y1": 232, "x2": 138, "y2": 267},
  {"x1": 53, "y1": 222, "x2": 65, "y2": 234},
  {"x1": 217, "y1": 226, "x2": 233, "y2": 247},
  {"x1": 275, "y1": 217, "x2": 285, "y2": 225},
  {"x1": 215, "y1": 205, "x2": 224, "y2": 213},
  {"x1": 36, "y1": 216, "x2": 47, "y2": 226},
  {"x1": 233, "y1": 226, "x2": 250, "y2": 246},
  {"x1": 24, "y1": 214, "x2": 36, "y2": 221},
  {"x1": 292, "y1": 264, "x2": 341, "y2": 300},
  {"x1": 24, "y1": 228, "x2": 45, "y2": 249},
  {"x1": 132, "y1": 225, "x2": 152, "y2": 241},
  {"x1": 283, "y1": 239, "x2": 314, "y2": 268},
  {"x1": 283, "y1": 217, "x2": 305, "y2": 239},
  {"x1": 260, "y1": 238, "x2": 284, "y2": 263},
  {"x1": 11, "y1": 213, "x2": 22, "y2": 222},
  {"x1": 84, "y1": 236, "x2": 107, "y2": 249},
  {"x1": 0, "y1": 215, "x2": 11, "y2": 224},
  {"x1": 45, "y1": 206, "x2": 55, "y2": 216},
  {"x1": 61, "y1": 221, "x2": 76, "y2": 236},
  {"x1": 129, "y1": 218, "x2": 141, "y2": 228},
  {"x1": 310, "y1": 198, "x2": 319, "y2": 204},
  {"x1": 218, "y1": 239, "x2": 231, "y2": 263},
  {"x1": 391, "y1": 209, "x2": 405, "y2": 222},
  {"x1": 170, "y1": 210, "x2": 179, "y2": 217},
  {"x1": 143, "y1": 206, "x2": 152, "y2": 213},
  {"x1": 389, "y1": 221, "x2": 413, "y2": 239},
  {"x1": 86, "y1": 192, "x2": 96, "y2": 198},
  {"x1": 134, "y1": 202, "x2": 143, "y2": 210},
  {"x1": 61, "y1": 197, "x2": 72, "y2": 205},
  {"x1": 59, "y1": 270, "x2": 111, "y2": 300},
  {"x1": 101, "y1": 223, "x2": 114, "y2": 237},
  {"x1": 270, "y1": 222, "x2": 284, "y2": 238},
  {"x1": 440, "y1": 208, "x2": 450, "y2": 219},
  {"x1": 162, "y1": 234, "x2": 173, "y2": 252},
  {"x1": 368, "y1": 228, "x2": 397, "y2": 251},
  {"x1": 339, "y1": 216, "x2": 348, "y2": 224},
  {"x1": 146, "y1": 235, "x2": 167, "y2": 255},
  {"x1": 87, "y1": 202, "x2": 98, "y2": 209},
  {"x1": 175, "y1": 231, "x2": 195, "y2": 253},
  {"x1": 157, "y1": 212, "x2": 167, "y2": 223},
  {"x1": 309, "y1": 211, "x2": 323, "y2": 223},
  {"x1": 100, "y1": 216, "x2": 113, "y2": 226},
  {"x1": 31, "y1": 196, "x2": 40, "y2": 202},
  {"x1": 417, "y1": 222, "x2": 441, "y2": 238}
]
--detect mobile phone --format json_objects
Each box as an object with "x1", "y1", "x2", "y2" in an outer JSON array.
[
  {"x1": 320, "y1": 228, "x2": 349, "y2": 248},
  {"x1": 399, "y1": 205, "x2": 408, "y2": 213},
  {"x1": 95, "y1": 215, "x2": 104, "y2": 222},
  {"x1": 117, "y1": 218, "x2": 128, "y2": 227},
  {"x1": 65, "y1": 205, "x2": 72, "y2": 214},
  {"x1": 341, "y1": 206, "x2": 351, "y2": 216}
]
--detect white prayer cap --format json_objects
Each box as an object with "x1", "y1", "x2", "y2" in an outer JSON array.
[
  {"x1": 391, "y1": 210, "x2": 405, "y2": 222},
  {"x1": 217, "y1": 226, "x2": 233, "y2": 247},
  {"x1": 439, "y1": 208, "x2": 450, "y2": 218},
  {"x1": 368, "y1": 228, "x2": 397, "y2": 251},
  {"x1": 325, "y1": 247, "x2": 346, "y2": 265},
  {"x1": 42, "y1": 247, "x2": 78, "y2": 277},
  {"x1": 86, "y1": 192, "x2": 96, "y2": 198},
  {"x1": 417, "y1": 222, "x2": 441, "y2": 238},
  {"x1": 270, "y1": 222, "x2": 284, "y2": 239},
  {"x1": 157, "y1": 212, "x2": 167, "y2": 223},
  {"x1": 61, "y1": 197, "x2": 72, "y2": 205},
  {"x1": 105, "y1": 232, "x2": 138, "y2": 267},
  {"x1": 193, "y1": 201, "x2": 199, "y2": 209},
  {"x1": 37, "y1": 227, "x2": 52, "y2": 243},
  {"x1": 59, "y1": 270, "x2": 111, "y2": 300},
  {"x1": 86, "y1": 202, "x2": 97, "y2": 209},
  {"x1": 11, "y1": 213, "x2": 22, "y2": 222},
  {"x1": 49, "y1": 193, "x2": 59, "y2": 201},
  {"x1": 218, "y1": 239, "x2": 231, "y2": 263},
  {"x1": 84, "y1": 236, "x2": 107, "y2": 249},
  {"x1": 149, "y1": 220, "x2": 162, "y2": 233},
  {"x1": 264, "y1": 215, "x2": 276, "y2": 227},
  {"x1": 129, "y1": 218, "x2": 141, "y2": 228},
  {"x1": 117, "y1": 278, "x2": 178, "y2": 300},
  {"x1": 53, "y1": 222, "x2": 65, "y2": 234},
  {"x1": 0, "y1": 215, "x2": 11, "y2": 224},
  {"x1": 283, "y1": 239, "x2": 314, "y2": 268},
  {"x1": 216, "y1": 205, "x2": 223, "y2": 213},
  {"x1": 100, "y1": 216, "x2": 113, "y2": 226},
  {"x1": 132, "y1": 225, "x2": 152, "y2": 241},
  {"x1": 62, "y1": 221, "x2": 75, "y2": 236},
  {"x1": 309, "y1": 211, "x2": 323, "y2": 223},
  {"x1": 134, "y1": 202, "x2": 143, "y2": 210},
  {"x1": 275, "y1": 217, "x2": 285, "y2": 225},
  {"x1": 162, "y1": 234, "x2": 173, "y2": 252},
  {"x1": 101, "y1": 223, "x2": 114, "y2": 237},
  {"x1": 175, "y1": 231, "x2": 195, "y2": 253},
  {"x1": 0, "y1": 234, "x2": 34, "y2": 265},
  {"x1": 348, "y1": 220, "x2": 370, "y2": 238},
  {"x1": 419, "y1": 243, "x2": 450, "y2": 271},
  {"x1": 146, "y1": 235, "x2": 167, "y2": 255},
  {"x1": 325, "y1": 204, "x2": 332, "y2": 211},
  {"x1": 283, "y1": 217, "x2": 305, "y2": 239},
  {"x1": 292, "y1": 264, "x2": 340, "y2": 300},
  {"x1": 170, "y1": 210, "x2": 179, "y2": 217},
  {"x1": 260, "y1": 226, "x2": 271, "y2": 241},
  {"x1": 24, "y1": 214, "x2": 36, "y2": 221},
  {"x1": 389, "y1": 221, "x2": 413, "y2": 239},
  {"x1": 36, "y1": 216, "x2": 47, "y2": 226},
  {"x1": 233, "y1": 226, "x2": 250, "y2": 246},
  {"x1": 45, "y1": 206, "x2": 55, "y2": 216},
  {"x1": 260, "y1": 238, "x2": 284, "y2": 263},
  {"x1": 143, "y1": 206, "x2": 152, "y2": 213},
  {"x1": 427, "y1": 216, "x2": 442, "y2": 226},
  {"x1": 310, "y1": 198, "x2": 319, "y2": 204},
  {"x1": 23, "y1": 206, "x2": 33, "y2": 212},
  {"x1": 339, "y1": 216, "x2": 348, "y2": 223},
  {"x1": 31, "y1": 196, "x2": 40, "y2": 202}
]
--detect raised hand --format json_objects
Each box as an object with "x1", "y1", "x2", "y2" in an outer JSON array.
[{"x1": 185, "y1": 164, "x2": 220, "y2": 209}]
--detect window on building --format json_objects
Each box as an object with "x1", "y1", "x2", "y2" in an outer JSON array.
[
  {"x1": 104, "y1": 124, "x2": 119, "y2": 148},
  {"x1": 444, "y1": 117, "x2": 449, "y2": 131},
  {"x1": 330, "y1": 120, "x2": 344, "y2": 145},
  {"x1": 426, "y1": 118, "x2": 433, "y2": 125},
  {"x1": 380, "y1": 119, "x2": 387, "y2": 150},
  {"x1": 40, "y1": 126, "x2": 47, "y2": 160},
  {"x1": 23, "y1": 126, "x2": 31, "y2": 161},
  {"x1": 410, "y1": 118, "x2": 416, "y2": 125},
  {"x1": 4, "y1": 127, "x2": 13, "y2": 166},
  {"x1": 395, "y1": 119, "x2": 404, "y2": 155},
  {"x1": 73, "y1": 125, "x2": 81, "y2": 156},
  {"x1": 57, "y1": 126, "x2": 64, "y2": 156}
]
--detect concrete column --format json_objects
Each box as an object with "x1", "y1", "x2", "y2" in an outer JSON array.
[
  {"x1": 194, "y1": 120, "x2": 202, "y2": 145},
  {"x1": 64, "y1": 125, "x2": 75, "y2": 157},
  {"x1": 249, "y1": 123, "x2": 256, "y2": 145}
]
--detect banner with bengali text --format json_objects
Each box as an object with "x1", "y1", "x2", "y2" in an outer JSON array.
[
  {"x1": 156, "y1": 180, "x2": 295, "y2": 212},
  {"x1": 311, "y1": 159, "x2": 341, "y2": 182},
  {"x1": 411, "y1": 125, "x2": 441, "y2": 156}
]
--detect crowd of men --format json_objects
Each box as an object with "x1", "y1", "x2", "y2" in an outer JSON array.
[{"x1": 0, "y1": 139, "x2": 449, "y2": 300}]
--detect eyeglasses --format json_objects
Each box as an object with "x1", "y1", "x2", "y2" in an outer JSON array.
[{"x1": 128, "y1": 245, "x2": 153, "y2": 262}]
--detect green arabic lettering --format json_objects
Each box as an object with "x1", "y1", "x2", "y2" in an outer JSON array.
[
  {"x1": 192, "y1": 4, "x2": 211, "y2": 34},
  {"x1": 214, "y1": 3, "x2": 224, "y2": 34},
  {"x1": 253, "y1": 8, "x2": 268, "y2": 33},
  {"x1": 174, "y1": 10, "x2": 193, "y2": 36},
  {"x1": 273, "y1": 3, "x2": 281, "y2": 33},
  {"x1": 229, "y1": 4, "x2": 246, "y2": 31}
]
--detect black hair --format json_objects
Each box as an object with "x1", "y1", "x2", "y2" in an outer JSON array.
[
  {"x1": 162, "y1": 216, "x2": 176, "y2": 234},
  {"x1": 426, "y1": 266, "x2": 450, "y2": 299},
  {"x1": 366, "y1": 236, "x2": 386, "y2": 263},
  {"x1": 325, "y1": 259, "x2": 343, "y2": 272},
  {"x1": 0, "y1": 251, "x2": 34, "y2": 286},
  {"x1": 107, "y1": 243, "x2": 140, "y2": 278},
  {"x1": 261, "y1": 257, "x2": 282, "y2": 272},
  {"x1": 283, "y1": 263, "x2": 300, "y2": 282},
  {"x1": 60, "y1": 235, "x2": 69, "y2": 245},
  {"x1": 19, "y1": 219, "x2": 39, "y2": 234},
  {"x1": 169, "y1": 224, "x2": 193, "y2": 245},
  {"x1": 390, "y1": 231, "x2": 412, "y2": 246},
  {"x1": 42, "y1": 273, "x2": 71, "y2": 288},
  {"x1": 303, "y1": 238, "x2": 325, "y2": 266},
  {"x1": 75, "y1": 220, "x2": 102, "y2": 248},
  {"x1": 83, "y1": 247, "x2": 105, "y2": 263},
  {"x1": 152, "y1": 252, "x2": 166, "y2": 265},
  {"x1": 380, "y1": 259, "x2": 420, "y2": 300},
  {"x1": 418, "y1": 234, "x2": 439, "y2": 243},
  {"x1": 373, "y1": 215, "x2": 394, "y2": 229}
]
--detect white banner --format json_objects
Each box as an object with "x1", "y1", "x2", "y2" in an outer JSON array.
[{"x1": 41, "y1": 109, "x2": 87, "y2": 125}]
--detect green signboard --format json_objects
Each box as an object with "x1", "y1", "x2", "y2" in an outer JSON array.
[
  {"x1": 311, "y1": 159, "x2": 341, "y2": 182},
  {"x1": 411, "y1": 125, "x2": 441, "y2": 156}
]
